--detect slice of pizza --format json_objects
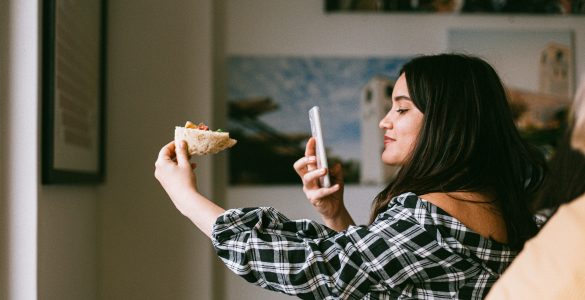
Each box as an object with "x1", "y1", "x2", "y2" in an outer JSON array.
[{"x1": 174, "y1": 121, "x2": 237, "y2": 155}]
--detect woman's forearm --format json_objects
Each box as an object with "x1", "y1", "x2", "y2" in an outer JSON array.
[{"x1": 174, "y1": 189, "x2": 225, "y2": 239}]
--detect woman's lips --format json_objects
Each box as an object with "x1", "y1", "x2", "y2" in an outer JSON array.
[{"x1": 384, "y1": 136, "x2": 395, "y2": 144}]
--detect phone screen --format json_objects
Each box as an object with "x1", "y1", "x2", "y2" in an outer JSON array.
[{"x1": 309, "y1": 106, "x2": 331, "y2": 188}]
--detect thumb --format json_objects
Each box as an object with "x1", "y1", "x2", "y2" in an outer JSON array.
[{"x1": 174, "y1": 140, "x2": 191, "y2": 167}]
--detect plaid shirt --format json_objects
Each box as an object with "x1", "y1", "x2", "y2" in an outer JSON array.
[{"x1": 212, "y1": 192, "x2": 517, "y2": 299}]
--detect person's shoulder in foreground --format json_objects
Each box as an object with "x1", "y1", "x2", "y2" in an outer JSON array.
[
  {"x1": 486, "y1": 193, "x2": 585, "y2": 300},
  {"x1": 212, "y1": 192, "x2": 516, "y2": 300}
]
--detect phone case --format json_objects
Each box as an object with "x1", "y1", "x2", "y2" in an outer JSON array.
[{"x1": 309, "y1": 106, "x2": 331, "y2": 188}]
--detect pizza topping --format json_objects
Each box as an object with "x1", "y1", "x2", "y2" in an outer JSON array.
[
  {"x1": 184, "y1": 121, "x2": 209, "y2": 131},
  {"x1": 175, "y1": 123, "x2": 237, "y2": 155}
]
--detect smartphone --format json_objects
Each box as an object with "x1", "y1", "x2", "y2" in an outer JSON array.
[{"x1": 308, "y1": 106, "x2": 331, "y2": 188}]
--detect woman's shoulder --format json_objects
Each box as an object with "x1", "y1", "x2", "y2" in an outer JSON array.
[
  {"x1": 383, "y1": 192, "x2": 455, "y2": 217},
  {"x1": 376, "y1": 192, "x2": 453, "y2": 226},
  {"x1": 373, "y1": 192, "x2": 515, "y2": 271},
  {"x1": 377, "y1": 192, "x2": 513, "y2": 248}
]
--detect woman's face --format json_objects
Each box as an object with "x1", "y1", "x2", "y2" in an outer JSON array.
[{"x1": 378, "y1": 73, "x2": 424, "y2": 166}]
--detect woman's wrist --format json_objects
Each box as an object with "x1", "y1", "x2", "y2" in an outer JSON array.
[
  {"x1": 175, "y1": 190, "x2": 225, "y2": 238},
  {"x1": 322, "y1": 207, "x2": 355, "y2": 232},
  {"x1": 168, "y1": 186, "x2": 198, "y2": 216}
]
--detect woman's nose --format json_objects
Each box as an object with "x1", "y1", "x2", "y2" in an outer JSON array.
[{"x1": 379, "y1": 114, "x2": 392, "y2": 130}]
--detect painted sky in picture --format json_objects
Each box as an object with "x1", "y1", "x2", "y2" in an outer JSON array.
[{"x1": 227, "y1": 56, "x2": 410, "y2": 162}]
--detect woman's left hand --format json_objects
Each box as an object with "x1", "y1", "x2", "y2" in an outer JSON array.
[{"x1": 293, "y1": 138, "x2": 354, "y2": 231}]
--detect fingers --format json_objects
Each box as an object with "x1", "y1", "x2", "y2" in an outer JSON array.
[
  {"x1": 155, "y1": 141, "x2": 176, "y2": 181},
  {"x1": 302, "y1": 167, "x2": 330, "y2": 189},
  {"x1": 293, "y1": 138, "x2": 318, "y2": 178},
  {"x1": 304, "y1": 138, "x2": 317, "y2": 172},
  {"x1": 294, "y1": 137, "x2": 328, "y2": 189},
  {"x1": 155, "y1": 140, "x2": 192, "y2": 171},
  {"x1": 303, "y1": 184, "x2": 340, "y2": 201},
  {"x1": 157, "y1": 141, "x2": 176, "y2": 162},
  {"x1": 174, "y1": 139, "x2": 191, "y2": 167},
  {"x1": 293, "y1": 156, "x2": 317, "y2": 176},
  {"x1": 305, "y1": 137, "x2": 316, "y2": 157}
]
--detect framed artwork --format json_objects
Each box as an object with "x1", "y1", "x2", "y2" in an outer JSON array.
[
  {"x1": 449, "y1": 29, "x2": 574, "y2": 157},
  {"x1": 325, "y1": 0, "x2": 585, "y2": 14},
  {"x1": 41, "y1": 0, "x2": 107, "y2": 184},
  {"x1": 227, "y1": 55, "x2": 411, "y2": 185}
]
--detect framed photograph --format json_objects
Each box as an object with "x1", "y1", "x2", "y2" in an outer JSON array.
[
  {"x1": 448, "y1": 29, "x2": 574, "y2": 158},
  {"x1": 41, "y1": 0, "x2": 107, "y2": 184},
  {"x1": 227, "y1": 55, "x2": 411, "y2": 186},
  {"x1": 325, "y1": 0, "x2": 585, "y2": 14}
]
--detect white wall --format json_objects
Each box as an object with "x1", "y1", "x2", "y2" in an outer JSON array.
[
  {"x1": 38, "y1": 188, "x2": 99, "y2": 300},
  {"x1": 1, "y1": 1, "x2": 39, "y2": 299},
  {"x1": 221, "y1": 1, "x2": 585, "y2": 299},
  {"x1": 0, "y1": 1, "x2": 100, "y2": 299},
  {"x1": 0, "y1": 0, "x2": 10, "y2": 297},
  {"x1": 98, "y1": 0, "x2": 216, "y2": 299}
]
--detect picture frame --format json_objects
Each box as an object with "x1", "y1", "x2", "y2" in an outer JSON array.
[
  {"x1": 227, "y1": 55, "x2": 410, "y2": 186},
  {"x1": 324, "y1": 0, "x2": 585, "y2": 14},
  {"x1": 41, "y1": 0, "x2": 107, "y2": 184},
  {"x1": 448, "y1": 29, "x2": 574, "y2": 157}
]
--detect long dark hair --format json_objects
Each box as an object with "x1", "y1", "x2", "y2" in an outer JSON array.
[
  {"x1": 531, "y1": 126, "x2": 585, "y2": 214},
  {"x1": 369, "y1": 54, "x2": 546, "y2": 250},
  {"x1": 533, "y1": 77, "x2": 585, "y2": 214}
]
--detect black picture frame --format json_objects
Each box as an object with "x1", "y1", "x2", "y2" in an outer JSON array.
[{"x1": 42, "y1": 0, "x2": 107, "y2": 184}]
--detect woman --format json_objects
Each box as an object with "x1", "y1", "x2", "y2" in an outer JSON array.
[
  {"x1": 486, "y1": 74, "x2": 585, "y2": 300},
  {"x1": 155, "y1": 54, "x2": 546, "y2": 299}
]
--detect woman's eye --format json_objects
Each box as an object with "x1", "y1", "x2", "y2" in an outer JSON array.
[{"x1": 396, "y1": 108, "x2": 408, "y2": 114}]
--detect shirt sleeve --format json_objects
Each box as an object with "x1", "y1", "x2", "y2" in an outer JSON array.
[{"x1": 211, "y1": 206, "x2": 482, "y2": 299}]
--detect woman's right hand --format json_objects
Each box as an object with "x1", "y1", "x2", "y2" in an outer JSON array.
[
  {"x1": 154, "y1": 140, "x2": 226, "y2": 238},
  {"x1": 155, "y1": 140, "x2": 200, "y2": 215},
  {"x1": 294, "y1": 138, "x2": 353, "y2": 231}
]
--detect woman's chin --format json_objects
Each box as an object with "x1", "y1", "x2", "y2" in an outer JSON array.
[{"x1": 381, "y1": 157, "x2": 404, "y2": 166}]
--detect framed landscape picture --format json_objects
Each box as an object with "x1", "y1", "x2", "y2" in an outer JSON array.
[
  {"x1": 449, "y1": 29, "x2": 575, "y2": 157},
  {"x1": 227, "y1": 55, "x2": 411, "y2": 185}
]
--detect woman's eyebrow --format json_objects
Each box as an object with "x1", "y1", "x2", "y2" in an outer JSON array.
[{"x1": 393, "y1": 95, "x2": 412, "y2": 102}]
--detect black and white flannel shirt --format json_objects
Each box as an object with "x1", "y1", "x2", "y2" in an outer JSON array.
[{"x1": 212, "y1": 192, "x2": 517, "y2": 299}]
